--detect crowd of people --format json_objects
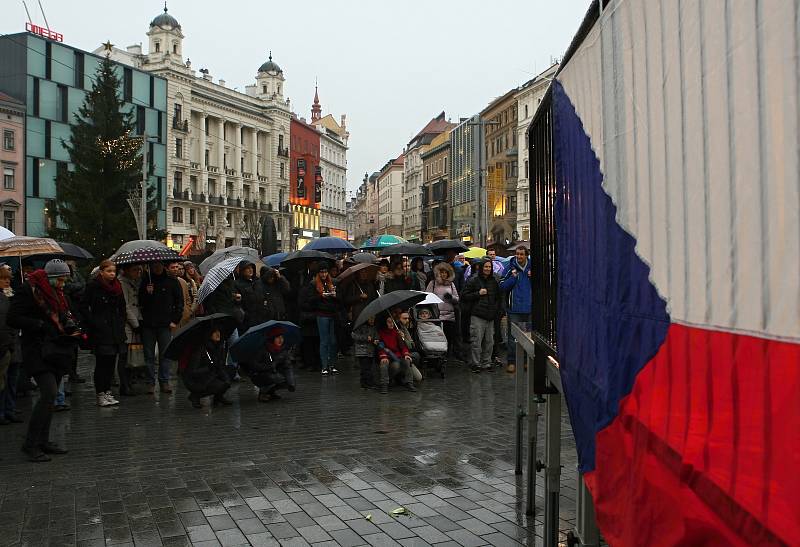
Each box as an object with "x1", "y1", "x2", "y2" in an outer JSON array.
[{"x1": 0, "y1": 244, "x2": 531, "y2": 462}]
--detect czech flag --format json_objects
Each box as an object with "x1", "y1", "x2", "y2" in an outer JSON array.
[{"x1": 551, "y1": 1, "x2": 799, "y2": 545}]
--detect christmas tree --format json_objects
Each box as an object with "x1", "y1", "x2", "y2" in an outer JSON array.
[{"x1": 51, "y1": 50, "x2": 151, "y2": 258}]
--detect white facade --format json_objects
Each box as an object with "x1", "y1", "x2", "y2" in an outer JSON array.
[
  {"x1": 378, "y1": 158, "x2": 404, "y2": 235},
  {"x1": 318, "y1": 130, "x2": 347, "y2": 234},
  {"x1": 515, "y1": 64, "x2": 557, "y2": 241},
  {"x1": 402, "y1": 149, "x2": 422, "y2": 241},
  {"x1": 100, "y1": 7, "x2": 292, "y2": 252}
]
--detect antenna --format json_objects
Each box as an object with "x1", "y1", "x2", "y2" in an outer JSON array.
[
  {"x1": 36, "y1": 0, "x2": 51, "y2": 30},
  {"x1": 21, "y1": 1, "x2": 34, "y2": 24}
]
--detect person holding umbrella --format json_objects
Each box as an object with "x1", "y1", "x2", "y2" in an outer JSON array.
[
  {"x1": 376, "y1": 313, "x2": 416, "y2": 394},
  {"x1": 81, "y1": 260, "x2": 127, "y2": 407},
  {"x1": 233, "y1": 323, "x2": 298, "y2": 402},
  {"x1": 138, "y1": 261, "x2": 184, "y2": 394},
  {"x1": 118, "y1": 264, "x2": 143, "y2": 396},
  {"x1": 236, "y1": 261, "x2": 269, "y2": 331},
  {"x1": 260, "y1": 267, "x2": 290, "y2": 320}
]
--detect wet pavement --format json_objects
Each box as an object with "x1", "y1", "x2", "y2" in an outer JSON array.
[{"x1": 0, "y1": 354, "x2": 582, "y2": 546}]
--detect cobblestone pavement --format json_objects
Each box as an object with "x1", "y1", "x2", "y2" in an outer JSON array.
[{"x1": 0, "y1": 354, "x2": 583, "y2": 547}]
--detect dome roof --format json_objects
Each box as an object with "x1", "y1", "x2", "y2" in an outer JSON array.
[
  {"x1": 150, "y1": 4, "x2": 180, "y2": 29},
  {"x1": 258, "y1": 52, "x2": 283, "y2": 74}
]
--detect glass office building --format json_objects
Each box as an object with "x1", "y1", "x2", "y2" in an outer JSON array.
[{"x1": 0, "y1": 32, "x2": 167, "y2": 235}]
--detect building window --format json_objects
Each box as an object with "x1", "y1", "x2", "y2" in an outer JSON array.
[
  {"x1": 123, "y1": 68, "x2": 133, "y2": 102},
  {"x1": 172, "y1": 207, "x2": 183, "y2": 223},
  {"x1": 204, "y1": 149, "x2": 209, "y2": 167},
  {"x1": 174, "y1": 171, "x2": 182, "y2": 193},
  {"x1": 278, "y1": 134, "x2": 284, "y2": 149},
  {"x1": 175, "y1": 138, "x2": 182, "y2": 158},
  {"x1": 136, "y1": 105, "x2": 145, "y2": 134},
  {"x1": 74, "y1": 51, "x2": 84, "y2": 88},
  {"x1": 524, "y1": 160, "x2": 529, "y2": 178},
  {"x1": 280, "y1": 163, "x2": 284, "y2": 178},
  {"x1": 3, "y1": 168, "x2": 14, "y2": 190},
  {"x1": 172, "y1": 42, "x2": 178, "y2": 54},
  {"x1": 189, "y1": 208, "x2": 196, "y2": 225},
  {"x1": 208, "y1": 211, "x2": 214, "y2": 226},
  {"x1": 525, "y1": 104, "x2": 529, "y2": 118},
  {"x1": 174, "y1": 103, "x2": 182, "y2": 121},
  {"x1": 262, "y1": 85, "x2": 267, "y2": 94},
  {"x1": 3, "y1": 211, "x2": 14, "y2": 232},
  {"x1": 2, "y1": 130, "x2": 13, "y2": 151},
  {"x1": 155, "y1": 41, "x2": 160, "y2": 53},
  {"x1": 225, "y1": 212, "x2": 232, "y2": 227}
]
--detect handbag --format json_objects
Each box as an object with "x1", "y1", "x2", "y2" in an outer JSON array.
[{"x1": 126, "y1": 333, "x2": 146, "y2": 369}]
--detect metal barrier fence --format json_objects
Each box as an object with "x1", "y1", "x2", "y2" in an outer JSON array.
[{"x1": 512, "y1": 322, "x2": 600, "y2": 547}]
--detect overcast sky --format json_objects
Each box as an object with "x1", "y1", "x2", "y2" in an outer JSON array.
[{"x1": 5, "y1": 0, "x2": 588, "y2": 196}]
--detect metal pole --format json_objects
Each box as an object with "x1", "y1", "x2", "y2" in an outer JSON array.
[
  {"x1": 140, "y1": 132, "x2": 148, "y2": 240},
  {"x1": 514, "y1": 339, "x2": 526, "y2": 475},
  {"x1": 543, "y1": 387, "x2": 562, "y2": 546},
  {"x1": 525, "y1": 351, "x2": 538, "y2": 516},
  {"x1": 575, "y1": 470, "x2": 600, "y2": 546}
]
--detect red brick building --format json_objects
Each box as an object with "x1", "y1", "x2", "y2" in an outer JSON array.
[{"x1": 290, "y1": 116, "x2": 321, "y2": 248}]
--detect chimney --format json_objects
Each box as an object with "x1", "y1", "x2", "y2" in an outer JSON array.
[
  {"x1": 340, "y1": 114, "x2": 346, "y2": 131},
  {"x1": 219, "y1": 79, "x2": 226, "y2": 87}
]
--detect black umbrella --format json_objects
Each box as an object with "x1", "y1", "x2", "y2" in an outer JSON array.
[
  {"x1": 349, "y1": 252, "x2": 378, "y2": 264},
  {"x1": 335, "y1": 263, "x2": 379, "y2": 287},
  {"x1": 426, "y1": 239, "x2": 469, "y2": 254},
  {"x1": 281, "y1": 249, "x2": 335, "y2": 270},
  {"x1": 353, "y1": 290, "x2": 427, "y2": 330},
  {"x1": 112, "y1": 240, "x2": 181, "y2": 265},
  {"x1": 163, "y1": 313, "x2": 238, "y2": 361},
  {"x1": 379, "y1": 243, "x2": 433, "y2": 257},
  {"x1": 56, "y1": 242, "x2": 93, "y2": 260}
]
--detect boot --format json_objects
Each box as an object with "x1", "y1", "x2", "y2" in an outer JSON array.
[
  {"x1": 39, "y1": 442, "x2": 68, "y2": 455},
  {"x1": 159, "y1": 382, "x2": 173, "y2": 394},
  {"x1": 188, "y1": 394, "x2": 202, "y2": 409},
  {"x1": 21, "y1": 445, "x2": 51, "y2": 462}
]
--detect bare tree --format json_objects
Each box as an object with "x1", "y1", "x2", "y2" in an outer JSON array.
[{"x1": 240, "y1": 211, "x2": 263, "y2": 250}]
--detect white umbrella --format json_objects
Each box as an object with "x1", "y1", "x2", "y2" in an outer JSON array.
[
  {"x1": 410, "y1": 291, "x2": 443, "y2": 306},
  {"x1": 0, "y1": 227, "x2": 15, "y2": 240}
]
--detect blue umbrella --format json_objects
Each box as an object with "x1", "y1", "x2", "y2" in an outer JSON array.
[
  {"x1": 303, "y1": 236, "x2": 355, "y2": 254},
  {"x1": 229, "y1": 320, "x2": 301, "y2": 361},
  {"x1": 264, "y1": 252, "x2": 288, "y2": 267}
]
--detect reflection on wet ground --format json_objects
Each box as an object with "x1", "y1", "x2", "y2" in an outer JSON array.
[{"x1": 0, "y1": 353, "x2": 581, "y2": 546}]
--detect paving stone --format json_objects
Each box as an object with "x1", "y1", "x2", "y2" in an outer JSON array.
[
  {"x1": 215, "y1": 527, "x2": 248, "y2": 546},
  {"x1": 296, "y1": 524, "x2": 331, "y2": 543},
  {"x1": 444, "y1": 529, "x2": 485, "y2": 547}
]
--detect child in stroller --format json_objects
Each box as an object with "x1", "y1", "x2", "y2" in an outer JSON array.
[{"x1": 411, "y1": 304, "x2": 448, "y2": 378}]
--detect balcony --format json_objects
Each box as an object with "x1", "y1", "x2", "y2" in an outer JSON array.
[
  {"x1": 172, "y1": 118, "x2": 189, "y2": 132},
  {"x1": 277, "y1": 146, "x2": 289, "y2": 158},
  {"x1": 242, "y1": 172, "x2": 253, "y2": 180},
  {"x1": 225, "y1": 168, "x2": 236, "y2": 176},
  {"x1": 194, "y1": 193, "x2": 206, "y2": 203},
  {"x1": 207, "y1": 165, "x2": 219, "y2": 173},
  {"x1": 190, "y1": 161, "x2": 200, "y2": 169},
  {"x1": 258, "y1": 175, "x2": 267, "y2": 182}
]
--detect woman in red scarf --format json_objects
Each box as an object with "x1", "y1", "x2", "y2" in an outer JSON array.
[
  {"x1": 81, "y1": 260, "x2": 127, "y2": 407},
  {"x1": 299, "y1": 263, "x2": 339, "y2": 374}
]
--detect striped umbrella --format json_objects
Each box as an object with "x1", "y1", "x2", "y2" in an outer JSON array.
[
  {"x1": 199, "y1": 246, "x2": 262, "y2": 275},
  {"x1": 196, "y1": 256, "x2": 244, "y2": 304}
]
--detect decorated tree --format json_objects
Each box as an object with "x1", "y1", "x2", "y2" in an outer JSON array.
[{"x1": 51, "y1": 50, "x2": 153, "y2": 258}]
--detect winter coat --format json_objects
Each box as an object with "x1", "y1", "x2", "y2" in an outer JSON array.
[
  {"x1": 182, "y1": 341, "x2": 229, "y2": 395},
  {"x1": 261, "y1": 268, "x2": 290, "y2": 320},
  {"x1": 176, "y1": 277, "x2": 193, "y2": 327},
  {"x1": 64, "y1": 271, "x2": 86, "y2": 323},
  {"x1": 236, "y1": 276, "x2": 269, "y2": 330},
  {"x1": 351, "y1": 322, "x2": 378, "y2": 357},
  {"x1": 462, "y1": 262, "x2": 502, "y2": 321},
  {"x1": 7, "y1": 284, "x2": 67, "y2": 376},
  {"x1": 119, "y1": 274, "x2": 142, "y2": 343},
  {"x1": 426, "y1": 263, "x2": 459, "y2": 323},
  {"x1": 242, "y1": 347, "x2": 293, "y2": 388},
  {"x1": 384, "y1": 273, "x2": 411, "y2": 294},
  {"x1": 138, "y1": 271, "x2": 183, "y2": 328},
  {"x1": 299, "y1": 280, "x2": 338, "y2": 318},
  {"x1": 202, "y1": 277, "x2": 241, "y2": 317},
  {"x1": 341, "y1": 279, "x2": 379, "y2": 323},
  {"x1": 500, "y1": 257, "x2": 532, "y2": 314},
  {"x1": 410, "y1": 271, "x2": 427, "y2": 292},
  {"x1": 450, "y1": 261, "x2": 465, "y2": 295},
  {"x1": 0, "y1": 292, "x2": 13, "y2": 355},
  {"x1": 81, "y1": 279, "x2": 127, "y2": 354},
  {"x1": 377, "y1": 327, "x2": 410, "y2": 362}
]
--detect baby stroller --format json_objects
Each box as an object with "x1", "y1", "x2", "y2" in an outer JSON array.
[{"x1": 411, "y1": 304, "x2": 448, "y2": 378}]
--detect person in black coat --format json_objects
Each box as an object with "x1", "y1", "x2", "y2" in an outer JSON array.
[
  {"x1": 383, "y1": 261, "x2": 412, "y2": 294},
  {"x1": 235, "y1": 261, "x2": 268, "y2": 331},
  {"x1": 260, "y1": 267, "x2": 290, "y2": 320},
  {"x1": 81, "y1": 259, "x2": 127, "y2": 407},
  {"x1": 299, "y1": 264, "x2": 339, "y2": 374},
  {"x1": 461, "y1": 259, "x2": 502, "y2": 373},
  {"x1": 180, "y1": 324, "x2": 231, "y2": 409},
  {"x1": 241, "y1": 329, "x2": 295, "y2": 402},
  {"x1": 8, "y1": 259, "x2": 77, "y2": 462},
  {"x1": 138, "y1": 261, "x2": 183, "y2": 394}
]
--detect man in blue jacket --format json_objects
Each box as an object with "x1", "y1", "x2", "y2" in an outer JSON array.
[{"x1": 500, "y1": 247, "x2": 531, "y2": 373}]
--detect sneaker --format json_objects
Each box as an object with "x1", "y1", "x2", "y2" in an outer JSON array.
[
  {"x1": 330, "y1": 366, "x2": 339, "y2": 374},
  {"x1": 54, "y1": 403, "x2": 71, "y2": 411},
  {"x1": 321, "y1": 369, "x2": 330, "y2": 375},
  {"x1": 105, "y1": 391, "x2": 120, "y2": 406},
  {"x1": 97, "y1": 393, "x2": 113, "y2": 407},
  {"x1": 470, "y1": 366, "x2": 482, "y2": 374}
]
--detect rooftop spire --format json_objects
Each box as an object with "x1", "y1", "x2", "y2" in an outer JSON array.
[
  {"x1": 164, "y1": 1, "x2": 168, "y2": 12},
  {"x1": 311, "y1": 81, "x2": 322, "y2": 121}
]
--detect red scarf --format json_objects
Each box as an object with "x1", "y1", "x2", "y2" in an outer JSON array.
[
  {"x1": 98, "y1": 276, "x2": 123, "y2": 297},
  {"x1": 315, "y1": 273, "x2": 333, "y2": 295},
  {"x1": 28, "y1": 269, "x2": 69, "y2": 332}
]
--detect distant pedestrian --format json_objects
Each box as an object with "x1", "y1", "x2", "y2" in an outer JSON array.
[
  {"x1": 426, "y1": 262, "x2": 461, "y2": 362},
  {"x1": 300, "y1": 264, "x2": 339, "y2": 374},
  {"x1": 260, "y1": 267, "x2": 290, "y2": 320},
  {"x1": 352, "y1": 315, "x2": 378, "y2": 389},
  {"x1": 500, "y1": 246, "x2": 532, "y2": 373}
]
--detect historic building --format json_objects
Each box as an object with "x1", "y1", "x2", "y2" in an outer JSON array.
[
  {"x1": 377, "y1": 155, "x2": 404, "y2": 236},
  {"x1": 420, "y1": 128, "x2": 451, "y2": 242},
  {"x1": 100, "y1": 5, "x2": 292, "y2": 252},
  {"x1": 0, "y1": 93, "x2": 25, "y2": 234},
  {"x1": 290, "y1": 116, "x2": 320, "y2": 250},
  {"x1": 449, "y1": 116, "x2": 481, "y2": 243},
  {"x1": 401, "y1": 112, "x2": 454, "y2": 242},
  {"x1": 481, "y1": 88, "x2": 519, "y2": 246},
  {"x1": 515, "y1": 64, "x2": 557, "y2": 241},
  {"x1": 0, "y1": 32, "x2": 168, "y2": 236},
  {"x1": 310, "y1": 87, "x2": 348, "y2": 239},
  {"x1": 352, "y1": 171, "x2": 379, "y2": 244}
]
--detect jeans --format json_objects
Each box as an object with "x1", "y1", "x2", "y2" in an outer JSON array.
[
  {"x1": 226, "y1": 329, "x2": 239, "y2": 369},
  {"x1": 469, "y1": 316, "x2": 494, "y2": 369},
  {"x1": 55, "y1": 379, "x2": 66, "y2": 406},
  {"x1": 25, "y1": 372, "x2": 60, "y2": 449},
  {"x1": 506, "y1": 313, "x2": 530, "y2": 366},
  {"x1": 378, "y1": 359, "x2": 412, "y2": 386},
  {"x1": 141, "y1": 326, "x2": 173, "y2": 384},
  {"x1": 317, "y1": 316, "x2": 337, "y2": 370},
  {"x1": 1, "y1": 359, "x2": 19, "y2": 418},
  {"x1": 358, "y1": 356, "x2": 374, "y2": 385}
]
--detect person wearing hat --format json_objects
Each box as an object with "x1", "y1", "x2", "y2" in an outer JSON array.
[
  {"x1": 241, "y1": 328, "x2": 295, "y2": 402},
  {"x1": 8, "y1": 259, "x2": 78, "y2": 462}
]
